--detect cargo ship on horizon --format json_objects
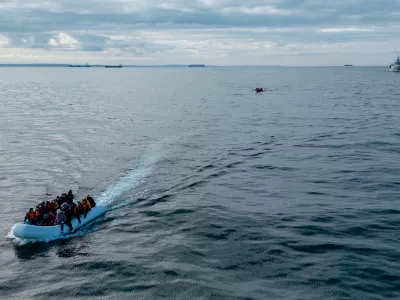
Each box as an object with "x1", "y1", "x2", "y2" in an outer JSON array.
[
  {"x1": 105, "y1": 64, "x2": 122, "y2": 68},
  {"x1": 69, "y1": 63, "x2": 91, "y2": 67}
]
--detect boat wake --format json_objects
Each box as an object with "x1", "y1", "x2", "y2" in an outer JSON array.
[
  {"x1": 98, "y1": 141, "x2": 164, "y2": 209},
  {"x1": 97, "y1": 158, "x2": 153, "y2": 208}
]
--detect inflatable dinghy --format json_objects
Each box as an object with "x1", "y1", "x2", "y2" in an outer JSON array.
[{"x1": 11, "y1": 206, "x2": 106, "y2": 240}]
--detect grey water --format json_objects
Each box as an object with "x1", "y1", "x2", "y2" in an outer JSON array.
[{"x1": 0, "y1": 66, "x2": 400, "y2": 300}]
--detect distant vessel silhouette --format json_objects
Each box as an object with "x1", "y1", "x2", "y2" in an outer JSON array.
[
  {"x1": 105, "y1": 64, "x2": 122, "y2": 68},
  {"x1": 389, "y1": 56, "x2": 400, "y2": 72},
  {"x1": 69, "y1": 63, "x2": 91, "y2": 67},
  {"x1": 188, "y1": 64, "x2": 205, "y2": 67},
  {"x1": 344, "y1": 65, "x2": 353, "y2": 67}
]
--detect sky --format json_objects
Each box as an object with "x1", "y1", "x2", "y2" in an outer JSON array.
[{"x1": 0, "y1": 0, "x2": 400, "y2": 65}]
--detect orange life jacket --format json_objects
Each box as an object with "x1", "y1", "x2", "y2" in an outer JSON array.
[
  {"x1": 82, "y1": 197, "x2": 92, "y2": 208},
  {"x1": 28, "y1": 212, "x2": 35, "y2": 220},
  {"x1": 35, "y1": 209, "x2": 41, "y2": 218}
]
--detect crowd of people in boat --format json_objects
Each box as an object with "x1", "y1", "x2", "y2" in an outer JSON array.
[{"x1": 24, "y1": 190, "x2": 96, "y2": 233}]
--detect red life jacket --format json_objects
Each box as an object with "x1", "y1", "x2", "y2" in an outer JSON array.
[
  {"x1": 35, "y1": 209, "x2": 41, "y2": 218},
  {"x1": 74, "y1": 206, "x2": 81, "y2": 215},
  {"x1": 47, "y1": 203, "x2": 52, "y2": 211},
  {"x1": 28, "y1": 212, "x2": 35, "y2": 220}
]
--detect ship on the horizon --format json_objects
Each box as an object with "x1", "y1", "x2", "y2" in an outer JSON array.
[
  {"x1": 105, "y1": 64, "x2": 122, "y2": 68},
  {"x1": 188, "y1": 64, "x2": 205, "y2": 67},
  {"x1": 69, "y1": 63, "x2": 91, "y2": 67},
  {"x1": 389, "y1": 56, "x2": 400, "y2": 72}
]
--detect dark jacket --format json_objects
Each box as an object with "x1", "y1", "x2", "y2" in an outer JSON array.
[
  {"x1": 56, "y1": 210, "x2": 66, "y2": 224},
  {"x1": 67, "y1": 191, "x2": 74, "y2": 202},
  {"x1": 87, "y1": 195, "x2": 96, "y2": 207},
  {"x1": 40, "y1": 214, "x2": 51, "y2": 226},
  {"x1": 61, "y1": 202, "x2": 70, "y2": 212}
]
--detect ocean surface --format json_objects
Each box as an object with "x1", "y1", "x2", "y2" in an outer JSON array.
[{"x1": 0, "y1": 66, "x2": 399, "y2": 300}]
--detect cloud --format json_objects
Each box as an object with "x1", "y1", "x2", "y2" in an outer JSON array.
[
  {"x1": 0, "y1": 35, "x2": 11, "y2": 47},
  {"x1": 222, "y1": 5, "x2": 297, "y2": 15},
  {"x1": 48, "y1": 32, "x2": 80, "y2": 49},
  {"x1": 0, "y1": 0, "x2": 399, "y2": 65},
  {"x1": 318, "y1": 27, "x2": 375, "y2": 33}
]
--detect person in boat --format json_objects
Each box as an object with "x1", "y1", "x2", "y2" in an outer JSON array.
[
  {"x1": 24, "y1": 208, "x2": 36, "y2": 225},
  {"x1": 66, "y1": 197, "x2": 78, "y2": 222},
  {"x1": 67, "y1": 190, "x2": 74, "y2": 202},
  {"x1": 36, "y1": 202, "x2": 45, "y2": 216},
  {"x1": 40, "y1": 213, "x2": 51, "y2": 226},
  {"x1": 67, "y1": 197, "x2": 77, "y2": 210},
  {"x1": 83, "y1": 196, "x2": 91, "y2": 208},
  {"x1": 35, "y1": 206, "x2": 42, "y2": 225},
  {"x1": 82, "y1": 198, "x2": 91, "y2": 218},
  {"x1": 55, "y1": 196, "x2": 62, "y2": 206},
  {"x1": 49, "y1": 210, "x2": 57, "y2": 225},
  {"x1": 65, "y1": 197, "x2": 81, "y2": 223},
  {"x1": 51, "y1": 199, "x2": 59, "y2": 212},
  {"x1": 56, "y1": 209, "x2": 73, "y2": 234},
  {"x1": 58, "y1": 193, "x2": 68, "y2": 206},
  {"x1": 61, "y1": 201, "x2": 70, "y2": 213},
  {"x1": 74, "y1": 202, "x2": 84, "y2": 224},
  {"x1": 255, "y1": 88, "x2": 263, "y2": 93},
  {"x1": 86, "y1": 194, "x2": 96, "y2": 208},
  {"x1": 61, "y1": 201, "x2": 75, "y2": 226},
  {"x1": 45, "y1": 201, "x2": 52, "y2": 214}
]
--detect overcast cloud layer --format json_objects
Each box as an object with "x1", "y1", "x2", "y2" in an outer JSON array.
[{"x1": 0, "y1": 0, "x2": 400, "y2": 65}]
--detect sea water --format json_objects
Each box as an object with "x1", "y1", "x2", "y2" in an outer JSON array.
[{"x1": 1, "y1": 66, "x2": 399, "y2": 300}]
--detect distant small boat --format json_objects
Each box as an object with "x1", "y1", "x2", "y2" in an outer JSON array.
[
  {"x1": 188, "y1": 64, "x2": 205, "y2": 67},
  {"x1": 344, "y1": 64, "x2": 353, "y2": 67},
  {"x1": 69, "y1": 63, "x2": 91, "y2": 68},
  {"x1": 105, "y1": 64, "x2": 122, "y2": 68},
  {"x1": 389, "y1": 56, "x2": 400, "y2": 72}
]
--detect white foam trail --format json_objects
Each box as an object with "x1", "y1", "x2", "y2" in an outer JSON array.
[
  {"x1": 96, "y1": 166, "x2": 151, "y2": 206},
  {"x1": 97, "y1": 141, "x2": 164, "y2": 207}
]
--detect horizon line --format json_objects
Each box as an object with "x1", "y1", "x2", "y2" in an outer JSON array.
[{"x1": 0, "y1": 63, "x2": 389, "y2": 67}]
